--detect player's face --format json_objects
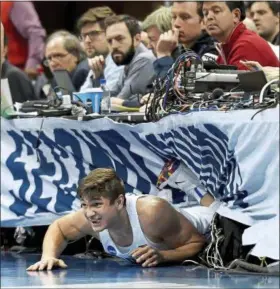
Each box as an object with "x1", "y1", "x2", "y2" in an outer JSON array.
[{"x1": 81, "y1": 196, "x2": 122, "y2": 232}]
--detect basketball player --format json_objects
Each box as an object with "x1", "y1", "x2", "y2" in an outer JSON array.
[{"x1": 27, "y1": 168, "x2": 218, "y2": 270}]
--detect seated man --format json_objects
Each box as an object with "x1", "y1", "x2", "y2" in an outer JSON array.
[
  {"x1": 201, "y1": 1, "x2": 280, "y2": 69},
  {"x1": 110, "y1": 7, "x2": 173, "y2": 108},
  {"x1": 153, "y1": 1, "x2": 217, "y2": 79},
  {"x1": 250, "y1": 1, "x2": 279, "y2": 46},
  {"x1": 104, "y1": 15, "x2": 156, "y2": 103},
  {"x1": 26, "y1": 167, "x2": 218, "y2": 270},
  {"x1": 1, "y1": 24, "x2": 37, "y2": 103},
  {"x1": 243, "y1": 17, "x2": 280, "y2": 60},
  {"x1": 77, "y1": 6, "x2": 124, "y2": 92},
  {"x1": 142, "y1": 6, "x2": 173, "y2": 56},
  {"x1": 35, "y1": 31, "x2": 86, "y2": 98}
]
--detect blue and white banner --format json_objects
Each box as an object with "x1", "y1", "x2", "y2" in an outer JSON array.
[{"x1": 1, "y1": 107, "x2": 279, "y2": 227}]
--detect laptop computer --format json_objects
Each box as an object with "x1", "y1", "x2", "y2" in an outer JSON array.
[{"x1": 52, "y1": 69, "x2": 76, "y2": 97}]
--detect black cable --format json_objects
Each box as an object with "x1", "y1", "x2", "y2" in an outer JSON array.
[
  {"x1": 148, "y1": 49, "x2": 279, "y2": 122},
  {"x1": 35, "y1": 117, "x2": 45, "y2": 163},
  {"x1": 195, "y1": 73, "x2": 211, "y2": 80},
  {"x1": 251, "y1": 101, "x2": 278, "y2": 120}
]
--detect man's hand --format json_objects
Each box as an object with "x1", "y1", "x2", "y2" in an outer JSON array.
[
  {"x1": 156, "y1": 29, "x2": 179, "y2": 59},
  {"x1": 140, "y1": 93, "x2": 154, "y2": 105},
  {"x1": 111, "y1": 97, "x2": 124, "y2": 106},
  {"x1": 239, "y1": 60, "x2": 262, "y2": 71},
  {"x1": 26, "y1": 257, "x2": 68, "y2": 271},
  {"x1": 88, "y1": 55, "x2": 105, "y2": 79},
  {"x1": 131, "y1": 245, "x2": 165, "y2": 267}
]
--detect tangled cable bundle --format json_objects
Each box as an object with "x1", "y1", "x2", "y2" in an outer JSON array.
[
  {"x1": 146, "y1": 50, "x2": 202, "y2": 122},
  {"x1": 145, "y1": 51, "x2": 279, "y2": 122}
]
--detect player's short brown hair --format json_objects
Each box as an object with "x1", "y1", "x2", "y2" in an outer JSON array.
[{"x1": 78, "y1": 168, "x2": 126, "y2": 205}]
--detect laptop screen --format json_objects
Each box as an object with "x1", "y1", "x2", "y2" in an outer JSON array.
[{"x1": 52, "y1": 69, "x2": 76, "y2": 97}]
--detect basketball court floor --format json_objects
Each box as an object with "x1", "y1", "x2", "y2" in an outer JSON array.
[{"x1": 1, "y1": 252, "x2": 279, "y2": 288}]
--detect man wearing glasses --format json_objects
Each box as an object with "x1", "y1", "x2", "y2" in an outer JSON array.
[
  {"x1": 35, "y1": 31, "x2": 86, "y2": 98},
  {"x1": 77, "y1": 6, "x2": 124, "y2": 92}
]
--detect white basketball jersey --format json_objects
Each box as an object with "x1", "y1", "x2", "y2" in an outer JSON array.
[
  {"x1": 99, "y1": 193, "x2": 217, "y2": 262},
  {"x1": 99, "y1": 193, "x2": 168, "y2": 262}
]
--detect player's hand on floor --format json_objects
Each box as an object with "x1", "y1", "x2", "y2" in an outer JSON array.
[
  {"x1": 26, "y1": 257, "x2": 68, "y2": 271},
  {"x1": 131, "y1": 245, "x2": 164, "y2": 267}
]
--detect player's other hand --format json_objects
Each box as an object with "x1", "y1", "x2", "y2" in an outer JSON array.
[{"x1": 26, "y1": 257, "x2": 68, "y2": 271}]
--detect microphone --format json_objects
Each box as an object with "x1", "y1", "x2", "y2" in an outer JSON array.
[
  {"x1": 202, "y1": 88, "x2": 224, "y2": 101},
  {"x1": 211, "y1": 88, "x2": 224, "y2": 99}
]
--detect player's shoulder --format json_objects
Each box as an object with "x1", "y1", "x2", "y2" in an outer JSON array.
[
  {"x1": 136, "y1": 195, "x2": 181, "y2": 238},
  {"x1": 136, "y1": 196, "x2": 173, "y2": 223},
  {"x1": 137, "y1": 194, "x2": 167, "y2": 208}
]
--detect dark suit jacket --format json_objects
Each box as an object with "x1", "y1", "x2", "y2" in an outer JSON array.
[
  {"x1": 71, "y1": 59, "x2": 90, "y2": 91},
  {"x1": 1, "y1": 60, "x2": 38, "y2": 103}
]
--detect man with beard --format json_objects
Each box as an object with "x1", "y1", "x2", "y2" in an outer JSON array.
[
  {"x1": 77, "y1": 7, "x2": 124, "y2": 92},
  {"x1": 104, "y1": 15, "x2": 156, "y2": 103}
]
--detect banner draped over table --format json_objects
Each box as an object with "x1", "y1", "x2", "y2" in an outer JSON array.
[{"x1": 1, "y1": 108, "x2": 279, "y2": 229}]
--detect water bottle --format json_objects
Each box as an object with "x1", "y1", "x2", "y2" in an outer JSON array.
[{"x1": 100, "y1": 79, "x2": 111, "y2": 114}]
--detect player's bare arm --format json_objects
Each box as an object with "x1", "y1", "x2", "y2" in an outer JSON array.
[
  {"x1": 27, "y1": 210, "x2": 97, "y2": 271},
  {"x1": 131, "y1": 196, "x2": 206, "y2": 267}
]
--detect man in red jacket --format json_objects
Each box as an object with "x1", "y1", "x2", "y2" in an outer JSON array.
[{"x1": 201, "y1": 1, "x2": 279, "y2": 70}]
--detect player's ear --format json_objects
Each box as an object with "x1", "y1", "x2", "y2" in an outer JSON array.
[{"x1": 116, "y1": 194, "x2": 125, "y2": 209}]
